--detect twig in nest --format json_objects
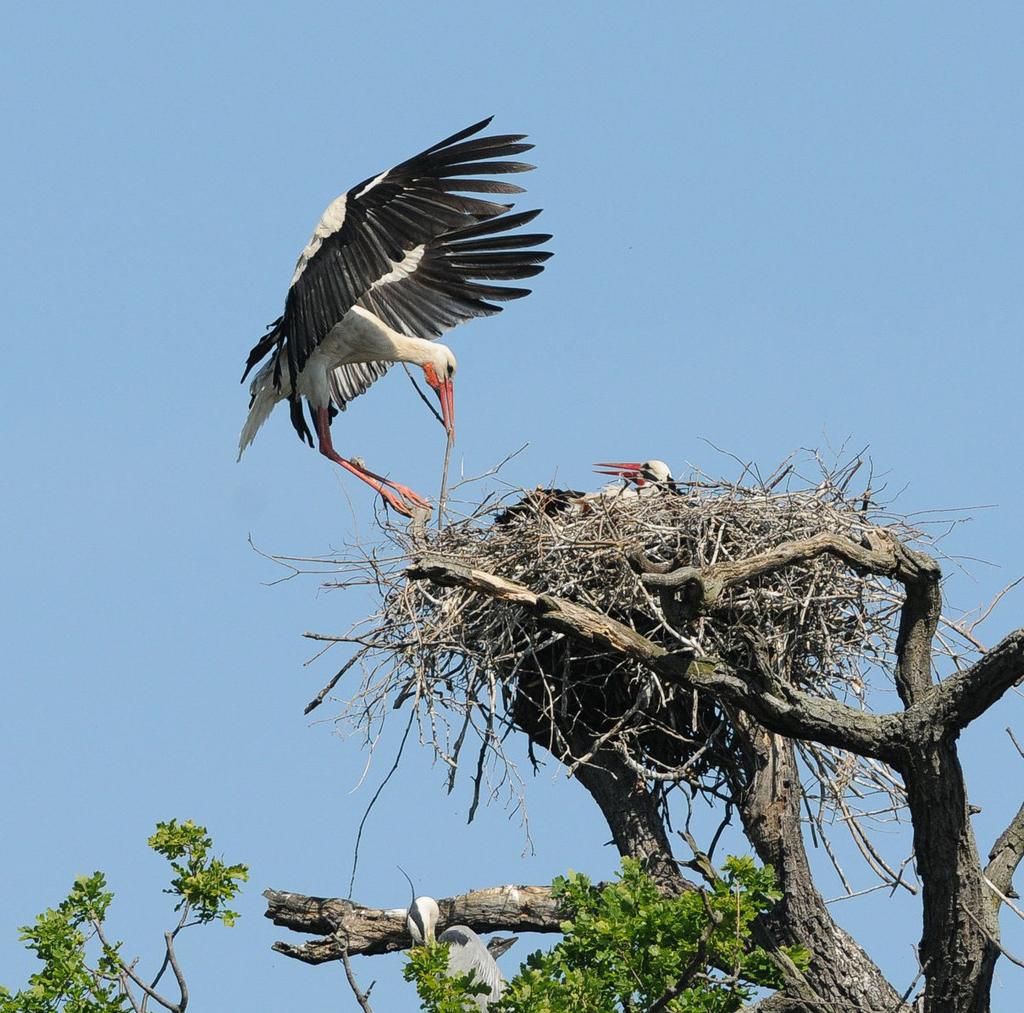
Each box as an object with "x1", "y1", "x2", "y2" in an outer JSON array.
[
  {"x1": 437, "y1": 428, "x2": 454, "y2": 529},
  {"x1": 291, "y1": 448, "x2": 982, "y2": 884},
  {"x1": 304, "y1": 648, "x2": 369, "y2": 715},
  {"x1": 403, "y1": 364, "x2": 444, "y2": 427}
]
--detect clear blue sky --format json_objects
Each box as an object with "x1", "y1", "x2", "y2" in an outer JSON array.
[{"x1": 3, "y1": 2, "x2": 1022, "y2": 1009}]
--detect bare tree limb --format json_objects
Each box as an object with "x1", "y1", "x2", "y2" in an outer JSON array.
[
  {"x1": 263, "y1": 885, "x2": 563, "y2": 963},
  {"x1": 635, "y1": 529, "x2": 915, "y2": 599},
  {"x1": 163, "y1": 933, "x2": 188, "y2": 1013},
  {"x1": 91, "y1": 918, "x2": 180, "y2": 1013},
  {"x1": 921, "y1": 630, "x2": 1024, "y2": 730},
  {"x1": 982, "y1": 875, "x2": 1024, "y2": 924},
  {"x1": 339, "y1": 941, "x2": 375, "y2": 1013},
  {"x1": 407, "y1": 556, "x2": 905, "y2": 763},
  {"x1": 737, "y1": 728, "x2": 906, "y2": 1011},
  {"x1": 963, "y1": 906, "x2": 1024, "y2": 969},
  {"x1": 636, "y1": 529, "x2": 942, "y2": 707},
  {"x1": 985, "y1": 799, "x2": 1024, "y2": 905}
]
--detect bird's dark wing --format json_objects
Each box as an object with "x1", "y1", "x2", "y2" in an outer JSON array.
[
  {"x1": 327, "y1": 361, "x2": 391, "y2": 411},
  {"x1": 355, "y1": 209, "x2": 552, "y2": 339},
  {"x1": 494, "y1": 486, "x2": 585, "y2": 525},
  {"x1": 242, "y1": 117, "x2": 538, "y2": 386}
]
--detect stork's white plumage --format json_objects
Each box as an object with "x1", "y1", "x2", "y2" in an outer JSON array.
[
  {"x1": 593, "y1": 460, "x2": 679, "y2": 496},
  {"x1": 494, "y1": 460, "x2": 679, "y2": 525},
  {"x1": 239, "y1": 117, "x2": 551, "y2": 516}
]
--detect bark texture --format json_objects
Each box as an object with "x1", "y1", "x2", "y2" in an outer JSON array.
[
  {"x1": 264, "y1": 884, "x2": 562, "y2": 962},
  {"x1": 267, "y1": 528, "x2": 1024, "y2": 1013},
  {"x1": 738, "y1": 728, "x2": 904, "y2": 1011}
]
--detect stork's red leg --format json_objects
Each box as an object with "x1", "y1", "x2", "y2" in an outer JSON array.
[
  {"x1": 345, "y1": 462, "x2": 431, "y2": 509},
  {"x1": 313, "y1": 408, "x2": 429, "y2": 517}
]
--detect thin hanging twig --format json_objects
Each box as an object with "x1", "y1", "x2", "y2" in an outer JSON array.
[{"x1": 437, "y1": 428, "x2": 454, "y2": 529}]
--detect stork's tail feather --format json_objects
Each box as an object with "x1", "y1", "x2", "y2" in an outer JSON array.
[
  {"x1": 237, "y1": 362, "x2": 287, "y2": 460},
  {"x1": 241, "y1": 317, "x2": 285, "y2": 384},
  {"x1": 290, "y1": 396, "x2": 314, "y2": 448}
]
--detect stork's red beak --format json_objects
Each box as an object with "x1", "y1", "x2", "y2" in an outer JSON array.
[
  {"x1": 422, "y1": 365, "x2": 456, "y2": 439},
  {"x1": 594, "y1": 461, "x2": 645, "y2": 485},
  {"x1": 438, "y1": 377, "x2": 455, "y2": 439}
]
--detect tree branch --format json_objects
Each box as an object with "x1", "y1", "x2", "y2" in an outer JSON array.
[
  {"x1": 636, "y1": 530, "x2": 941, "y2": 707},
  {"x1": 963, "y1": 906, "x2": 1024, "y2": 970},
  {"x1": 163, "y1": 932, "x2": 188, "y2": 1013},
  {"x1": 407, "y1": 556, "x2": 905, "y2": 763},
  {"x1": 91, "y1": 918, "x2": 180, "y2": 1013},
  {"x1": 922, "y1": 630, "x2": 1024, "y2": 731},
  {"x1": 985, "y1": 799, "x2": 1024, "y2": 906},
  {"x1": 143, "y1": 904, "x2": 191, "y2": 1010},
  {"x1": 736, "y1": 728, "x2": 906, "y2": 1012},
  {"x1": 339, "y1": 941, "x2": 375, "y2": 1013},
  {"x1": 263, "y1": 885, "x2": 563, "y2": 963},
  {"x1": 637, "y1": 531, "x2": 898, "y2": 599}
]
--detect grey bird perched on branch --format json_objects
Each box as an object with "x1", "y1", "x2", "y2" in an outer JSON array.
[{"x1": 403, "y1": 878, "x2": 508, "y2": 1009}]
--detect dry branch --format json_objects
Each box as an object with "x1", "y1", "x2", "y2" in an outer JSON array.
[
  {"x1": 985, "y1": 800, "x2": 1024, "y2": 906},
  {"x1": 265, "y1": 452, "x2": 1024, "y2": 1012},
  {"x1": 263, "y1": 885, "x2": 562, "y2": 963},
  {"x1": 408, "y1": 554, "x2": 905, "y2": 762},
  {"x1": 275, "y1": 456, "x2": 960, "y2": 916},
  {"x1": 924, "y1": 630, "x2": 1024, "y2": 730}
]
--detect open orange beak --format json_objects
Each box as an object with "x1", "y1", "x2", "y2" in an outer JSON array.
[{"x1": 593, "y1": 461, "x2": 645, "y2": 485}]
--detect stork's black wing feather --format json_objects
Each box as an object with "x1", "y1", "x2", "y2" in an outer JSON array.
[
  {"x1": 327, "y1": 361, "x2": 392, "y2": 411},
  {"x1": 355, "y1": 210, "x2": 552, "y2": 339},
  {"x1": 242, "y1": 118, "x2": 542, "y2": 387}
]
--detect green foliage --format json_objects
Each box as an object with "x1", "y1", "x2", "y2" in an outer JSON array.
[
  {"x1": 148, "y1": 818, "x2": 248, "y2": 927},
  {"x1": 404, "y1": 943, "x2": 493, "y2": 1012},
  {"x1": 405, "y1": 857, "x2": 809, "y2": 1013},
  {"x1": 0, "y1": 820, "x2": 248, "y2": 1013},
  {"x1": 0, "y1": 874, "x2": 127, "y2": 1013}
]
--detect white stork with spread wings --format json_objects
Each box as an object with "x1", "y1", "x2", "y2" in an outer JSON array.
[{"x1": 238, "y1": 117, "x2": 551, "y2": 515}]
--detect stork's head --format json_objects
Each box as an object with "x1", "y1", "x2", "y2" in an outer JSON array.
[
  {"x1": 594, "y1": 460, "x2": 676, "y2": 490},
  {"x1": 406, "y1": 895, "x2": 440, "y2": 946},
  {"x1": 420, "y1": 345, "x2": 457, "y2": 438}
]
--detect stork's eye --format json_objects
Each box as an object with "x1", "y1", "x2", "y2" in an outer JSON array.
[{"x1": 447, "y1": 363, "x2": 454, "y2": 377}]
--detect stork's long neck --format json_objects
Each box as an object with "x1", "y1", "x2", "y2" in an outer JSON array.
[
  {"x1": 338, "y1": 307, "x2": 445, "y2": 368},
  {"x1": 388, "y1": 333, "x2": 442, "y2": 366}
]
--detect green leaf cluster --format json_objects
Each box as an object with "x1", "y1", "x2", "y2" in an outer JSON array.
[
  {"x1": 1, "y1": 820, "x2": 249, "y2": 1013},
  {"x1": 405, "y1": 857, "x2": 810, "y2": 1013},
  {"x1": 147, "y1": 818, "x2": 248, "y2": 927},
  {"x1": 404, "y1": 943, "x2": 493, "y2": 1012},
  {"x1": 0, "y1": 874, "x2": 127, "y2": 1013}
]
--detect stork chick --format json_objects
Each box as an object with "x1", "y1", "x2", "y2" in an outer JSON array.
[{"x1": 593, "y1": 459, "x2": 680, "y2": 495}]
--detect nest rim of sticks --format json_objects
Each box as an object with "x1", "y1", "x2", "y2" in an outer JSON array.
[{"x1": 294, "y1": 450, "x2": 987, "y2": 892}]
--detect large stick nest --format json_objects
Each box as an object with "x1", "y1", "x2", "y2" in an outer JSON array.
[{"x1": 297, "y1": 451, "x2": 981, "y2": 890}]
